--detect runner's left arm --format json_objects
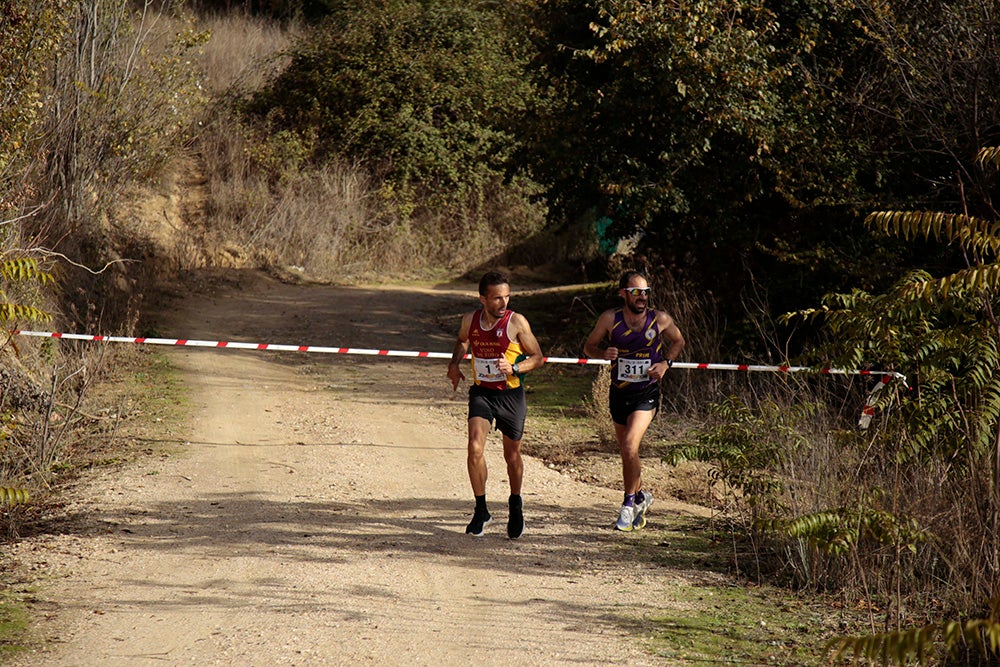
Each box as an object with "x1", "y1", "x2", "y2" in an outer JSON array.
[
  {"x1": 659, "y1": 312, "x2": 685, "y2": 361},
  {"x1": 648, "y1": 311, "x2": 685, "y2": 381},
  {"x1": 504, "y1": 313, "x2": 544, "y2": 375}
]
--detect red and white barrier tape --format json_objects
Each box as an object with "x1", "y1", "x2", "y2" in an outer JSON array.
[
  {"x1": 12, "y1": 330, "x2": 464, "y2": 358},
  {"x1": 11, "y1": 329, "x2": 905, "y2": 428},
  {"x1": 11, "y1": 329, "x2": 905, "y2": 378}
]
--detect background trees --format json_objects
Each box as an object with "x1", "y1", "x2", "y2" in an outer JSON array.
[
  {"x1": 249, "y1": 0, "x2": 533, "y2": 205},
  {"x1": 522, "y1": 0, "x2": 879, "y2": 316},
  {"x1": 522, "y1": 0, "x2": 999, "y2": 351},
  {"x1": 0, "y1": 0, "x2": 73, "y2": 220}
]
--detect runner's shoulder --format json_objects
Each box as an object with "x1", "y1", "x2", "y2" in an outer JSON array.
[
  {"x1": 508, "y1": 310, "x2": 533, "y2": 332},
  {"x1": 653, "y1": 309, "x2": 675, "y2": 327}
]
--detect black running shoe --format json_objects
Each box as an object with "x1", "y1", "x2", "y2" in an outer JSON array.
[
  {"x1": 507, "y1": 494, "x2": 524, "y2": 539},
  {"x1": 466, "y1": 510, "x2": 491, "y2": 536}
]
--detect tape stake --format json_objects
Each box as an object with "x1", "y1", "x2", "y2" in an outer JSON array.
[{"x1": 858, "y1": 374, "x2": 896, "y2": 430}]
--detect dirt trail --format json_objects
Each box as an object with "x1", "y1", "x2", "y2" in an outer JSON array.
[{"x1": 8, "y1": 270, "x2": 715, "y2": 666}]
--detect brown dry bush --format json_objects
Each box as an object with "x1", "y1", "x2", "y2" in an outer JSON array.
[
  {"x1": 197, "y1": 108, "x2": 548, "y2": 281},
  {"x1": 0, "y1": 330, "x2": 144, "y2": 502},
  {"x1": 583, "y1": 364, "x2": 615, "y2": 448},
  {"x1": 0, "y1": 1, "x2": 217, "y2": 517},
  {"x1": 194, "y1": 115, "x2": 389, "y2": 279},
  {"x1": 246, "y1": 163, "x2": 382, "y2": 278},
  {"x1": 197, "y1": 11, "x2": 298, "y2": 95}
]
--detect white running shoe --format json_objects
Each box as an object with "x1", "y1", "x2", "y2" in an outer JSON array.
[
  {"x1": 615, "y1": 504, "x2": 635, "y2": 531},
  {"x1": 632, "y1": 492, "x2": 653, "y2": 530}
]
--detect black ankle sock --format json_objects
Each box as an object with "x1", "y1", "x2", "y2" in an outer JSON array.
[
  {"x1": 507, "y1": 494, "x2": 524, "y2": 539},
  {"x1": 474, "y1": 494, "x2": 488, "y2": 514}
]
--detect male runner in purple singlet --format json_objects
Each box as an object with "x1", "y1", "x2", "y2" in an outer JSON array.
[{"x1": 584, "y1": 270, "x2": 685, "y2": 531}]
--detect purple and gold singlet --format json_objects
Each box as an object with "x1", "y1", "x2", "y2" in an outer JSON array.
[{"x1": 609, "y1": 308, "x2": 665, "y2": 392}]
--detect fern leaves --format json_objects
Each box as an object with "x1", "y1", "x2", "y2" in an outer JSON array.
[
  {"x1": 667, "y1": 396, "x2": 817, "y2": 518},
  {"x1": 0, "y1": 303, "x2": 52, "y2": 324},
  {"x1": 0, "y1": 258, "x2": 54, "y2": 285},
  {"x1": 978, "y1": 146, "x2": 1000, "y2": 167},
  {"x1": 0, "y1": 256, "x2": 54, "y2": 326},
  {"x1": 829, "y1": 615, "x2": 1000, "y2": 666},
  {"x1": 762, "y1": 507, "x2": 927, "y2": 557},
  {"x1": 796, "y1": 146, "x2": 1000, "y2": 665},
  {"x1": 867, "y1": 210, "x2": 1000, "y2": 302},
  {"x1": 867, "y1": 210, "x2": 1000, "y2": 255},
  {"x1": 0, "y1": 487, "x2": 29, "y2": 505}
]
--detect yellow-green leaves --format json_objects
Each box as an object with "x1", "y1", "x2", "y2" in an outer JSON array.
[
  {"x1": 867, "y1": 210, "x2": 1000, "y2": 257},
  {"x1": 0, "y1": 487, "x2": 30, "y2": 506},
  {"x1": 0, "y1": 258, "x2": 55, "y2": 285},
  {"x1": 978, "y1": 146, "x2": 1000, "y2": 168},
  {"x1": 865, "y1": 209, "x2": 1000, "y2": 303},
  {"x1": 829, "y1": 614, "x2": 1000, "y2": 666},
  {"x1": 0, "y1": 257, "x2": 54, "y2": 326}
]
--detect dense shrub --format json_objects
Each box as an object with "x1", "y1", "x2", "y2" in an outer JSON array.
[{"x1": 247, "y1": 0, "x2": 535, "y2": 211}]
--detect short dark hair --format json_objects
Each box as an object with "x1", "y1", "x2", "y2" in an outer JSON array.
[
  {"x1": 618, "y1": 270, "x2": 646, "y2": 289},
  {"x1": 479, "y1": 270, "x2": 510, "y2": 295}
]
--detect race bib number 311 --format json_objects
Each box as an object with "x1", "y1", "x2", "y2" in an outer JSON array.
[{"x1": 617, "y1": 358, "x2": 651, "y2": 382}]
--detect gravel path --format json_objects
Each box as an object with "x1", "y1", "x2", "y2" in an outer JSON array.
[{"x1": 7, "y1": 271, "x2": 714, "y2": 666}]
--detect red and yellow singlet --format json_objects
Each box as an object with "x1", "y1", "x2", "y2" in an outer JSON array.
[{"x1": 468, "y1": 309, "x2": 524, "y2": 390}]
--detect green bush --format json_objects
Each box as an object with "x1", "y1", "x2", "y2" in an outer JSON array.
[{"x1": 247, "y1": 0, "x2": 535, "y2": 210}]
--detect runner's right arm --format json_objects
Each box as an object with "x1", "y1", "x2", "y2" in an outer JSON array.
[
  {"x1": 447, "y1": 313, "x2": 473, "y2": 390},
  {"x1": 583, "y1": 310, "x2": 618, "y2": 361}
]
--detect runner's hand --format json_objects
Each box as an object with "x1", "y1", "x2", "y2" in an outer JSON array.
[
  {"x1": 448, "y1": 364, "x2": 465, "y2": 391},
  {"x1": 648, "y1": 360, "x2": 669, "y2": 380}
]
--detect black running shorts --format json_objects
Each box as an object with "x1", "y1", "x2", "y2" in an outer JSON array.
[
  {"x1": 608, "y1": 383, "x2": 660, "y2": 426},
  {"x1": 468, "y1": 384, "x2": 527, "y2": 441}
]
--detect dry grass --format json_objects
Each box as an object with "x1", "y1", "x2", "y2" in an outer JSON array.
[
  {"x1": 198, "y1": 12, "x2": 298, "y2": 95},
  {"x1": 583, "y1": 364, "x2": 615, "y2": 447},
  {"x1": 195, "y1": 123, "x2": 549, "y2": 281},
  {"x1": 246, "y1": 164, "x2": 380, "y2": 277}
]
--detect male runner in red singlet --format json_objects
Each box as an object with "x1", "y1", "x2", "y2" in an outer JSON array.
[
  {"x1": 447, "y1": 271, "x2": 545, "y2": 539},
  {"x1": 584, "y1": 270, "x2": 685, "y2": 531}
]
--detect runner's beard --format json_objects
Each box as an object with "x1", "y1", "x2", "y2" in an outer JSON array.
[{"x1": 626, "y1": 300, "x2": 647, "y2": 315}]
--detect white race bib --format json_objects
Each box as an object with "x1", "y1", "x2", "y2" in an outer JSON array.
[
  {"x1": 474, "y1": 357, "x2": 505, "y2": 383},
  {"x1": 617, "y1": 358, "x2": 651, "y2": 382}
]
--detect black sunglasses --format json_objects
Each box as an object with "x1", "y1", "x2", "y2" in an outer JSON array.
[{"x1": 625, "y1": 287, "x2": 651, "y2": 296}]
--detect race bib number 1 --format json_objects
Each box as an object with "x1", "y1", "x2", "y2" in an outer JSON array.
[
  {"x1": 474, "y1": 357, "x2": 505, "y2": 383},
  {"x1": 617, "y1": 358, "x2": 651, "y2": 382}
]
